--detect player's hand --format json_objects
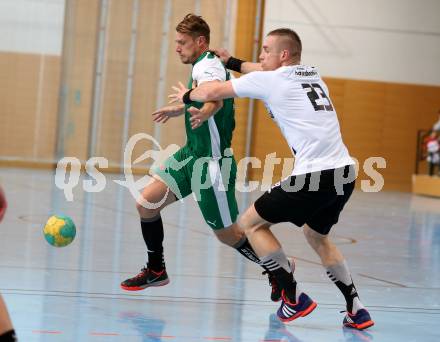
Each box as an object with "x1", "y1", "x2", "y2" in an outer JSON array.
[
  {"x1": 188, "y1": 106, "x2": 209, "y2": 130},
  {"x1": 152, "y1": 105, "x2": 184, "y2": 124},
  {"x1": 168, "y1": 82, "x2": 189, "y2": 104},
  {"x1": 213, "y1": 48, "x2": 231, "y2": 64},
  {"x1": 0, "y1": 186, "x2": 7, "y2": 223}
]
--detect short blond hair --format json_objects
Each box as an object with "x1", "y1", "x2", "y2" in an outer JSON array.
[{"x1": 176, "y1": 14, "x2": 210, "y2": 44}]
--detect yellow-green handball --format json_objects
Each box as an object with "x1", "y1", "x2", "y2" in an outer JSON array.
[{"x1": 43, "y1": 215, "x2": 76, "y2": 247}]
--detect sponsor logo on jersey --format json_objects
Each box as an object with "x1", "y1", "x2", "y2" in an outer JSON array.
[{"x1": 295, "y1": 70, "x2": 317, "y2": 77}]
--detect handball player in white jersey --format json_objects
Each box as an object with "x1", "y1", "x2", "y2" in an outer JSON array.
[{"x1": 170, "y1": 28, "x2": 374, "y2": 330}]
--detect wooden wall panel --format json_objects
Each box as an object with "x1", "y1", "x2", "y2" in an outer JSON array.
[
  {"x1": 338, "y1": 80, "x2": 386, "y2": 189},
  {"x1": 35, "y1": 55, "x2": 61, "y2": 160},
  {"x1": 0, "y1": 53, "x2": 39, "y2": 158},
  {"x1": 200, "y1": 0, "x2": 227, "y2": 49},
  {"x1": 128, "y1": 0, "x2": 167, "y2": 168},
  {"x1": 59, "y1": 0, "x2": 100, "y2": 161},
  {"x1": 0, "y1": 52, "x2": 60, "y2": 161},
  {"x1": 97, "y1": 0, "x2": 133, "y2": 164},
  {"x1": 231, "y1": 0, "x2": 263, "y2": 170}
]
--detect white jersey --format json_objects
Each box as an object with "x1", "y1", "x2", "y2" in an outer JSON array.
[
  {"x1": 192, "y1": 51, "x2": 226, "y2": 86},
  {"x1": 231, "y1": 65, "x2": 354, "y2": 175}
]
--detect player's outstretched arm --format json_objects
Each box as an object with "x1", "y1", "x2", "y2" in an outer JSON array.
[
  {"x1": 212, "y1": 48, "x2": 231, "y2": 64},
  {"x1": 152, "y1": 104, "x2": 185, "y2": 124},
  {"x1": 213, "y1": 48, "x2": 262, "y2": 74},
  {"x1": 169, "y1": 81, "x2": 236, "y2": 105},
  {"x1": 240, "y1": 61, "x2": 263, "y2": 74},
  {"x1": 168, "y1": 81, "x2": 225, "y2": 129},
  {"x1": 214, "y1": 48, "x2": 263, "y2": 74}
]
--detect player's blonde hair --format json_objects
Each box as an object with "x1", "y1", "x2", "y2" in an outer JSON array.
[{"x1": 176, "y1": 14, "x2": 210, "y2": 44}]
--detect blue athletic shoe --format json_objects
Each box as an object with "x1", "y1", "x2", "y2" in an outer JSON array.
[
  {"x1": 277, "y1": 291, "x2": 317, "y2": 322},
  {"x1": 343, "y1": 308, "x2": 374, "y2": 330}
]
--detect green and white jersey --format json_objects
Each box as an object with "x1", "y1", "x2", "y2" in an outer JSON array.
[{"x1": 185, "y1": 51, "x2": 235, "y2": 158}]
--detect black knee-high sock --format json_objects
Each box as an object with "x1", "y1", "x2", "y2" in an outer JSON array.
[
  {"x1": 326, "y1": 260, "x2": 364, "y2": 313},
  {"x1": 233, "y1": 236, "x2": 274, "y2": 275},
  {"x1": 0, "y1": 330, "x2": 17, "y2": 341},
  {"x1": 233, "y1": 236, "x2": 262, "y2": 265},
  {"x1": 141, "y1": 216, "x2": 165, "y2": 271}
]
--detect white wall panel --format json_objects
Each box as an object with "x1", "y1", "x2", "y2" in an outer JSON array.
[
  {"x1": 264, "y1": 0, "x2": 440, "y2": 85},
  {"x1": 0, "y1": 0, "x2": 65, "y2": 55}
]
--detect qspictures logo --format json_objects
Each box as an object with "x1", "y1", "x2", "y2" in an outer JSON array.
[{"x1": 54, "y1": 133, "x2": 386, "y2": 209}]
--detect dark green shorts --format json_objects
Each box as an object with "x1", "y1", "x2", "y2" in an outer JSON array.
[{"x1": 152, "y1": 146, "x2": 238, "y2": 230}]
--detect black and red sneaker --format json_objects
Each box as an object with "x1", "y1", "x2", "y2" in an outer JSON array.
[
  {"x1": 264, "y1": 271, "x2": 282, "y2": 302},
  {"x1": 263, "y1": 258, "x2": 296, "y2": 302},
  {"x1": 121, "y1": 267, "x2": 170, "y2": 291}
]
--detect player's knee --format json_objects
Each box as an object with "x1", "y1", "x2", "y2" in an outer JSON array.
[
  {"x1": 215, "y1": 234, "x2": 234, "y2": 246},
  {"x1": 242, "y1": 221, "x2": 266, "y2": 240},
  {"x1": 135, "y1": 198, "x2": 160, "y2": 218},
  {"x1": 244, "y1": 224, "x2": 257, "y2": 237},
  {"x1": 239, "y1": 204, "x2": 268, "y2": 237},
  {"x1": 238, "y1": 212, "x2": 257, "y2": 235},
  {"x1": 237, "y1": 217, "x2": 252, "y2": 236},
  {"x1": 214, "y1": 227, "x2": 243, "y2": 246}
]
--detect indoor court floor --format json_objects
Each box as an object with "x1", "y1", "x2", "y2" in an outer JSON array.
[{"x1": 0, "y1": 167, "x2": 439, "y2": 342}]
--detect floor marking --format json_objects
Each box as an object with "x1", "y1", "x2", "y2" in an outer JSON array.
[
  {"x1": 358, "y1": 273, "x2": 407, "y2": 288},
  {"x1": 32, "y1": 330, "x2": 62, "y2": 334}
]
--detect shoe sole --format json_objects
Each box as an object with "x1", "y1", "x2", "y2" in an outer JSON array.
[
  {"x1": 120, "y1": 278, "x2": 170, "y2": 291},
  {"x1": 279, "y1": 301, "x2": 318, "y2": 323},
  {"x1": 344, "y1": 320, "x2": 374, "y2": 330}
]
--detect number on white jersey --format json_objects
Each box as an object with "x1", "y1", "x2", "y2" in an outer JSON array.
[{"x1": 302, "y1": 83, "x2": 334, "y2": 112}]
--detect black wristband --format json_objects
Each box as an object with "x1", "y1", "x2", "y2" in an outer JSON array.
[
  {"x1": 225, "y1": 56, "x2": 244, "y2": 73},
  {"x1": 182, "y1": 88, "x2": 194, "y2": 105}
]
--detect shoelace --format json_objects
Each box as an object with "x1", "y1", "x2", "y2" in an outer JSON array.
[
  {"x1": 340, "y1": 310, "x2": 356, "y2": 317},
  {"x1": 134, "y1": 267, "x2": 148, "y2": 279}
]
